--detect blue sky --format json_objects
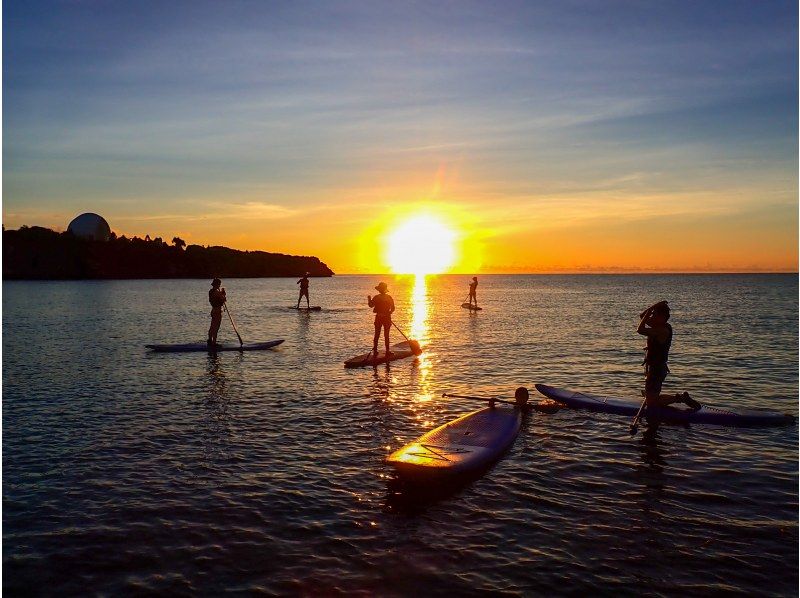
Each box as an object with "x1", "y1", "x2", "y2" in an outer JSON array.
[{"x1": 3, "y1": 1, "x2": 797, "y2": 271}]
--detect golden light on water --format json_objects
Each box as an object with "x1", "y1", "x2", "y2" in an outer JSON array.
[
  {"x1": 386, "y1": 214, "x2": 456, "y2": 275},
  {"x1": 410, "y1": 274, "x2": 428, "y2": 341}
]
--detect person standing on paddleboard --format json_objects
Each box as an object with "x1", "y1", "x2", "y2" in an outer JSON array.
[
  {"x1": 468, "y1": 276, "x2": 479, "y2": 307},
  {"x1": 638, "y1": 301, "x2": 701, "y2": 410},
  {"x1": 208, "y1": 278, "x2": 226, "y2": 347},
  {"x1": 296, "y1": 272, "x2": 311, "y2": 309},
  {"x1": 368, "y1": 282, "x2": 395, "y2": 357}
]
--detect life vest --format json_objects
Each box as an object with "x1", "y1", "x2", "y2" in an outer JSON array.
[{"x1": 644, "y1": 323, "x2": 672, "y2": 367}]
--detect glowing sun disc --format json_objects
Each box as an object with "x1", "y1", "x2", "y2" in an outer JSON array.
[{"x1": 386, "y1": 215, "x2": 457, "y2": 274}]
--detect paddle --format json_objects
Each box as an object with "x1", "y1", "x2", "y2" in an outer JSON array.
[
  {"x1": 223, "y1": 303, "x2": 244, "y2": 347},
  {"x1": 392, "y1": 321, "x2": 422, "y2": 355},
  {"x1": 442, "y1": 392, "x2": 560, "y2": 413},
  {"x1": 629, "y1": 397, "x2": 647, "y2": 436}
]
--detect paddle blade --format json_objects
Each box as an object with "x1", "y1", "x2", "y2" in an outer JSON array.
[{"x1": 408, "y1": 340, "x2": 422, "y2": 356}]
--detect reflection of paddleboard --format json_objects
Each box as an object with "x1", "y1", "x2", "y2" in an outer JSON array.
[
  {"x1": 146, "y1": 340, "x2": 285, "y2": 353},
  {"x1": 461, "y1": 303, "x2": 482, "y2": 311},
  {"x1": 289, "y1": 306, "x2": 322, "y2": 311},
  {"x1": 344, "y1": 341, "x2": 420, "y2": 368},
  {"x1": 535, "y1": 384, "x2": 795, "y2": 427},
  {"x1": 387, "y1": 405, "x2": 522, "y2": 479}
]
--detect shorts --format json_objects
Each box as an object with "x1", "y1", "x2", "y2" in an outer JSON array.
[
  {"x1": 374, "y1": 314, "x2": 392, "y2": 327},
  {"x1": 644, "y1": 364, "x2": 668, "y2": 395}
]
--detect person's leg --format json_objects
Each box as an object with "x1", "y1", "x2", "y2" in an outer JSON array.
[
  {"x1": 372, "y1": 321, "x2": 381, "y2": 354},
  {"x1": 304, "y1": 290, "x2": 310, "y2": 308},
  {"x1": 297, "y1": 290, "x2": 302, "y2": 309},
  {"x1": 645, "y1": 367, "x2": 699, "y2": 409},
  {"x1": 209, "y1": 311, "x2": 222, "y2": 344},
  {"x1": 383, "y1": 321, "x2": 391, "y2": 355}
]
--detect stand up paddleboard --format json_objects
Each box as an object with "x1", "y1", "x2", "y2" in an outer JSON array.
[
  {"x1": 344, "y1": 341, "x2": 420, "y2": 368},
  {"x1": 461, "y1": 303, "x2": 482, "y2": 311},
  {"x1": 146, "y1": 340, "x2": 285, "y2": 353},
  {"x1": 535, "y1": 384, "x2": 794, "y2": 427},
  {"x1": 289, "y1": 306, "x2": 322, "y2": 311},
  {"x1": 386, "y1": 405, "x2": 522, "y2": 479}
]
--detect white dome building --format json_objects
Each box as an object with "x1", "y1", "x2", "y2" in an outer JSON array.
[{"x1": 67, "y1": 213, "x2": 111, "y2": 241}]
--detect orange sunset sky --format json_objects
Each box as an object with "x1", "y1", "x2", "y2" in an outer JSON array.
[{"x1": 4, "y1": 3, "x2": 798, "y2": 274}]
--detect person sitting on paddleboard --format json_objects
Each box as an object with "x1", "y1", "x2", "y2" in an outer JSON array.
[
  {"x1": 208, "y1": 278, "x2": 226, "y2": 346},
  {"x1": 296, "y1": 272, "x2": 311, "y2": 308},
  {"x1": 638, "y1": 301, "x2": 701, "y2": 410},
  {"x1": 368, "y1": 282, "x2": 395, "y2": 357},
  {"x1": 469, "y1": 276, "x2": 478, "y2": 307}
]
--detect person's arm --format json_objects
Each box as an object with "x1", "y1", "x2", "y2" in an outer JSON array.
[
  {"x1": 368, "y1": 295, "x2": 374, "y2": 307},
  {"x1": 389, "y1": 296, "x2": 395, "y2": 314},
  {"x1": 637, "y1": 308, "x2": 655, "y2": 336},
  {"x1": 297, "y1": 279, "x2": 301, "y2": 284}
]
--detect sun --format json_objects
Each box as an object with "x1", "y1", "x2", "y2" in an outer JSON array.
[{"x1": 386, "y1": 214, "x2": 457, "y2": 274}]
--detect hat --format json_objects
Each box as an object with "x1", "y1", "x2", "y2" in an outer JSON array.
[
  {"x1": 211, "y1": 278, "x2": 222, "y2": 287},
  {"x1": 472, "y1": 276, "x2": 477, "y2": 281},
  {"x1": 375, "y1": 282, "x2": 388, "y2": 292}
]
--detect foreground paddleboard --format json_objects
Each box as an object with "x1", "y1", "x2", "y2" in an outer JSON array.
[
  {"x1": 146, "y1": 340, "x2": 285, "y2": 353},
  {"x1": 387, "y1": 405, "x2": 522, "y2": 479},
  {"x1": 344, "y1": 341, "x2": 419, "y2": 368},
  {"x1": 289, "y1": 306, "x2": 322, "y2": 311},
  {"x1": 535, "y1": 384, "x2": 794, "y2": 427},
  {"x1": 461, "y1": 303, "x2": 482, "y2": 311}
]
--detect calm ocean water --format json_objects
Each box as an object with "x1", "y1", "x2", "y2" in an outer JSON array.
[{"x1": 3, "y1": 274, "x2": 798, "y2": 596}]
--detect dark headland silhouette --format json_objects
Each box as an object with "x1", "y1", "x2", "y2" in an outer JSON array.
[{"x1": 3, "y1": 226, "x2": 334, "y2": 279}]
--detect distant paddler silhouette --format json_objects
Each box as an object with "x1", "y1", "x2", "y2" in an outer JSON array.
[
  {"x1": 296, "y1": 272, "x2": 311, "y2": 308},
  {"x1": 207, "y1": 278, "x2": 226, "y2": 347}
]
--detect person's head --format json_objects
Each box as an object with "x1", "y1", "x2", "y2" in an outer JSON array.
[
  {"x1": 472, "y1": 276, "x2": 478, "y2": 281},
  {"x1": 304, "y1": 272, "x2": 310, "y2": 277},
  {"x1": 514, "y1": 387, "x2": 530, "y2": 408},
  {"x1": 375, "y1": 282, "x2": 388, "y2": 294},
  {"x1": 211, "y1": 278, "x2": 222, "y2": 288},
  {"x1": 650, "y1": 302, "x2": 670, "y2": 323}
]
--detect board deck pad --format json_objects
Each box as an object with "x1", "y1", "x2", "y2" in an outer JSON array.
[
  {"x1": 461, "y1": 303, "x2": 482, "y2": 311},
  {"x1": 344, "y1": 341, "x2": 420, "y2": 368},
  {"x1": 146, "y1": 340, "x2": 285, "y2": 353},
  {"x1": 535, "y1": 383, "x2": 794, "y2": 427},
  {"x1": 386, "y1": 406, "x2": 522, "y2": 478}
]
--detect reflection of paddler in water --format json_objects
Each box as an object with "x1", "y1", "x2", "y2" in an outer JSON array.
[
  {"x1": 207, "y1": 278, "x2": 226, "y2": 346},
  {"x1": 296, "y1": 272, "x2": 311, "y2": 308},
  {"x1": 368, "y1": 282, "x2": 395, "y2": 358},
  {"x1": 638, "y1": 300, "x2": 701, "y2": 410},
  {"x1": 468, "y1": 276, "x2": 478, "y2": 307}
]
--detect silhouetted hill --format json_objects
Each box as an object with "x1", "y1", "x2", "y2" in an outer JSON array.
[{"x1": 3, "y1": 226, "x2": 334, "y2": 279}]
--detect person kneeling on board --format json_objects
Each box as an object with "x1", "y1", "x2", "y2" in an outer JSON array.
[
  {"x1": 637, "y1": 301, "x2": 701, "y2": 410},
  {"x1": 469, "y1": 276, "x2": 479, "y2": 308},
  {"x1": 368, "y1": 282, "x2": 395, "y2": 358},
  {"x1": 296, "y1": 272, "x2": 311, "y2": 308},
  {"x1": 207, "y1": 278, "x2": 226, "y2": 347}
]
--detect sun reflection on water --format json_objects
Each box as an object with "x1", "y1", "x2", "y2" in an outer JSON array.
[{"x1": 409, "y1": 274, "x2": 434, "y2": 403}]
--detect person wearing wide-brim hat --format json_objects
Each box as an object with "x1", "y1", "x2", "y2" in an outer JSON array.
[
  {"x1": 207, "y1": 278, "x2": 226, "y2": 346},
  {"x1": 468, "y1": 276, "x2": 479, "y2": 308},
  {"x1": 368, "y1": 282, "x2": 395, "y2": 357},
  {"x1": 296, "y1": 272, "x2": 311, "y2": 308}
]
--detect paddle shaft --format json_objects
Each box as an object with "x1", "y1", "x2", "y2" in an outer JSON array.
[
  {"x1": 223, "y1": 303, "x2": 244, "y2": 346},
  {"x1": 392, "y1": 321, "x2": 412, "y2": 343},
  {"x1": 442, "y1": 393, "x2": 516, "y2": 407},
  {"x1": 629, "y1": 396, "x2": 647, "y2": 435}
]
